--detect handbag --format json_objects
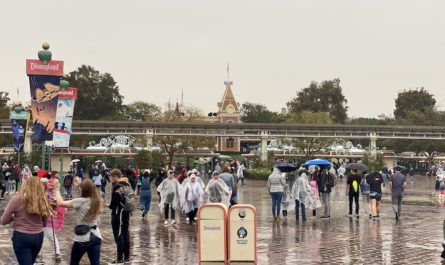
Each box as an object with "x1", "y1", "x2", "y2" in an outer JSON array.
[{"x1": 74, "y1": 224, "x2": 96, "y2": 236}]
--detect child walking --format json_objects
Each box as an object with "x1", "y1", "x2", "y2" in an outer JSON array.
[{"x1": 281, "y1": 183, "x2": 291, "y2": 221}]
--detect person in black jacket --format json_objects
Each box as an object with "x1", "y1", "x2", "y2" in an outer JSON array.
[
  {"x1": 319, "y1": 168, "x2": 335, "y2": 219},
  {"x1": 109, "y1": 169, "x2": 131, "y2": 264},
  {"x1": 346, "y1": 170, "x2": 361, "y2": 218},
  {"x1": 155, "y1": 168, "x2": 167, "y2": 203},
  {"x1": 0, "y1": 171, "x2": 6, "y2": 199}
]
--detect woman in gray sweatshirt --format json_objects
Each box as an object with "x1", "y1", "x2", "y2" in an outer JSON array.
[{"x1": 268, "y1": 167, "x2": 286, "y2": 222}]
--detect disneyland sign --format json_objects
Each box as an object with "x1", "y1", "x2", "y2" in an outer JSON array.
[{"x1": 26, "y1": 59, "x2": 64, "y2": 76}]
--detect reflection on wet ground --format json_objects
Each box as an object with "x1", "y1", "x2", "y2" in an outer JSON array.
[{"x1": 0, "y1": 175, "x2": 444, "y2": 264}]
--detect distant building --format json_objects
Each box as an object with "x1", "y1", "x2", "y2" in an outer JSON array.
[{"x1": 217, "y1": 80, "x2": 240, "y2": 152}]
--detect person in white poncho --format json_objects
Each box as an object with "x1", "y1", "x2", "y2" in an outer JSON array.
[
  {"x1": 291, "y1": 171, "x2": 312, "y2": 222},
  {"x1": 205, "y1": 171, "x2": 231, "y2": 207},
  {"x1": 179, "y1": 169, "x2": 205, "y2": 223},
  {"x1": 182, "y1": 174, "x2": 204, "y2": 224},
  {"x1": 338, "y1": 165, "x2": 346, "y2": 179},
  {"x1": 157, "y1": 170, "x2": 180, "y2": 226}
]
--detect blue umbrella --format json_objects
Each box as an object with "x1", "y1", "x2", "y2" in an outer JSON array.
[
  {"x1": 303, "y1": 159, "x2": 331, "y2": 166},
  {"x1": 275, "y1": 162, "x2": 297, "y2": 173}
]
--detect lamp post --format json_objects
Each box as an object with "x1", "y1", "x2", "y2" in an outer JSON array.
[{"x1": 41, "y1": 143, "x2": 46, "y2": 170}]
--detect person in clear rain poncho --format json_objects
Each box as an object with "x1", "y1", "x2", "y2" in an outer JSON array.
[
  {"x1": 180, "y1": 169, "x2": 206, "y2": 223},
  {"x1": 204, "y1": 171, "x2": 231, "y2": 207},
  {"x1": 292, "y1": 171, "x2": 311, "y2": 222},
  {"x1": 157, "y1": 170, "x2": 180, "y2": 226},
  {"x1": 182, "y1": 174, "x2": 204, "y2": 224}
]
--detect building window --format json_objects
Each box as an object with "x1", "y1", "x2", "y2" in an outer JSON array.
[{"x1": 226, "y1": 137, "x2": 234, "y2": 149}]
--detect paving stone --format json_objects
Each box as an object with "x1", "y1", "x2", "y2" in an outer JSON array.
[{"x1": 0, "y1": 175, "x2": 444, "y2": 264}]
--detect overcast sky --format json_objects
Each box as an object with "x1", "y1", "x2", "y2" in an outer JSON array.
[{"x1": 1, "y1": 0, "x2": 444, "y2": 118}]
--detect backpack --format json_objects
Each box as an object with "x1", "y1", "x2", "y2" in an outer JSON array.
[
  {"x1": 360, "y1": 178, "x2": 370, "y2": 193},
  {"x1": 63, "y1": 175, "x2": 73, "y2": 187},
  {"x1": 165, "y1": 192, "x2": 175, "y2": 203},
  {"x1": 352, "y1": 180, "x2": 359, "y2": 193},
  {"x1": 324, "y1": 172, "x2": 335, "y2": 189},
  {"x1": 120, "y1": 185, "x2": 135, "y2": 213},
  {"x1": 209, "y1": 185, "x2": 222, "y2": 203}
]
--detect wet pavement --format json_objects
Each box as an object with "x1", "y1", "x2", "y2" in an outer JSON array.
[{"x1": 1, "y1": 175, "x2": 444, "y2": 264}]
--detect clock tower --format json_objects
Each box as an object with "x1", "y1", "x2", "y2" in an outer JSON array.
[{"x1": 217, "y1": 80, "x2": 241, "y2": 152}]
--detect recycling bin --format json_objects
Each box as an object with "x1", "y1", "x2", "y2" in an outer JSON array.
[
  {"x1": 227, "y1": 204, "x2": 257, "y2": 262},
  {"x1": 198, "y1": 203, "x2": 228, "y2": 262}
]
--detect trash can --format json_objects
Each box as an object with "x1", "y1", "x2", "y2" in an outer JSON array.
[
  {"x1": 228, "y1": 204, "x2": 257, "y2": 262},
  {"x1": 198, "y1": 203, "x2": 228, "y2": 262}
]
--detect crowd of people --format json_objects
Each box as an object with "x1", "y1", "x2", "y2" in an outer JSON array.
[
  {"x1": 0, "y1": 158, "x2": 247, "y2": 265},
  {"x1": 0, "y1": 161, "x2": 33, "y2": 200},
  {"x1": 2, "y1": 156, "x2": 442, "y2": 264},
  {"x1": 267, "y1": 163, "x2": 410, "y2": 223}
]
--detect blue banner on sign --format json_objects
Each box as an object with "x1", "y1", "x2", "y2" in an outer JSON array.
[{"x1": 28, "y1": 75, "x2": 60, "y2": 141}]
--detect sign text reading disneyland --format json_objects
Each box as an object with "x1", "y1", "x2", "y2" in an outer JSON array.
[{"x1": 26, "y1": 59, "x2": 64, "y2": 76}]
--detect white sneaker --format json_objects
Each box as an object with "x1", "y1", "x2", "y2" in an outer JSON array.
[
  {"x1": 186, "y1": 217, "x2": 190, "y2": 224},
  {"x1": 171, "y1": 220, "x2": 177, "y2": 225},
  {"x1": 193, "y1": 217, "x2": 198, "y2": 222},
  {"x1": 164, "y1": 220, "x2": 169, "y2": 226}
]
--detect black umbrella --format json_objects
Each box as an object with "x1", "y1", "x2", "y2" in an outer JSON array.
[
  {"x1": 345, "y1": 163, "x2": 369, "y2": 171},
  {"x1": 275, "y1": 162, "x2": 298, "y2": 173},
  {"x1": 394, "y1": 165, "x2": 407, "y2": 171}
]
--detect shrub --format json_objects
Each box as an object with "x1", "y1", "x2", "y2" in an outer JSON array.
[{"x1": 245, "y1": 168, "x2": 271, "y2": 180}]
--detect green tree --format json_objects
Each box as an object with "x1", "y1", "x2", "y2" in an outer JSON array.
[
  {"x1": 155, "y1": 105, "x2": 215, "y2": 166},
  {"x1": 240, "y1": 102, "x2": 286, "y2": 123},
  {"x1": 349, "y1": 116, "x2": 395, "y2": 126},
  {"x1": 362, "y1": 152, "x2": 384, "y2": 172},
  {"x1": 285, "y1": 111, "x2": 336, "y2": 157},
  {"x1": 397, "y1": 107, "x2": 445, "y2": 126},
  {"x1": 394, "y1": 88, "x2": 436, "y2": 121},
  {"x1": 287, "y1": 79, "x2": 348, "y2": 123},
  {"x1": 134, "y1": 150, "x2": 161, "y2": 170},
  {"x1": 383, "y1": 101, "x2": 445, "y2": 167},
  {"x1": 66, "y1": 65, "x2": 124, "y2": 120},
  {"x1": 124, "y1": 101, "x2": 162, "y2": 121}
]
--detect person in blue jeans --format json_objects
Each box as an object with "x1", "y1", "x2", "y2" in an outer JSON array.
[
  {"x1": 292, "y1": 171, "x2": 311, "y2": 222},
  {"x1": 268, "y1": 167, "x2": 286, "y2": 222},
  {"x1": 1, "y1": 177, "x2": 53, "y2": 265},
  {"x1": 55, "y1": 179, "x2": 103, "y2": 265},
  {"x1": 139, "y1": 170, "x2": 154, "y2": 218}
]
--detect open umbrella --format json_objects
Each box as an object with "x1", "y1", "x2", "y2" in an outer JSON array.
[
  {"x1": 95, "y1": 160, "x2": 103, "y2": 164},
  {"x1": 345, "y1": 163, "x2": 369, "y2": 171},
  {"x1": 275, "y1": 162, "x2": 297, "y2": 173},
  {"x1": 70, "y1": 159, "x2": 80, "y2": 164},
  {"x1": 218, "y1": 155, "x2": 232, "y2": 160},
  {"x1": 393, "y1": 165, "x2": 407, "y2": 171},
  {"x1": 303, "y1": 159, "x2": 331, "y2": 166}
]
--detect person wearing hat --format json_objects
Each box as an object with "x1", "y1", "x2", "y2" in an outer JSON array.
[{"x1": 389, "y1": 166, "x2": 407, "y2": 219}]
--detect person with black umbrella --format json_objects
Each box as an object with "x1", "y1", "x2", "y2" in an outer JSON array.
[{"x1": 346, "y1": 169, "x2": 361, "y2": 219}]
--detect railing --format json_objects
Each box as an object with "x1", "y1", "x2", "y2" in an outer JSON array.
[{"x1": 1, "y1": 119, "x2": 444, "y2": 140}]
